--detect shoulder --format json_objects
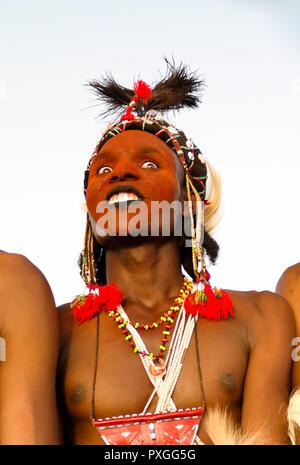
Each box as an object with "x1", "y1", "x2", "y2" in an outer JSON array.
[
  {"x1": 276, "y1": 263, "x2": 300, "y2": 326},
  {"x1": 0, "y1": 253, "x2": 57, "y2": 333},
  {"x1": 254, "y1": 290, "x2": 295, "y2": 325},
  {"x1": 57, "y1": 302, "x2": 74, "y2": 345},
  {"x1": 0, "y1": 252, "x2": 48, "y2": 289},
  {"x1": 276, "y1": 263, "x2": 300, "y2": 294},
  {"x1": 57, "y1": 302, "x2": 72, "y2": 325},
  {"x1": 228, "y1": 288, "x2": 294, "y2": 321},
  {"x1": 227, "y1": 289, "x2": 295, "y2": 348},
  {"x1": 56, "y1": 302, "x2": 77, "y2": 374},
  {"x1": 254, "y1": 291, "x2": 295, "y2": 350},
  {"x1": 280, "y1": 262, "x2": 300, "y2": 279}
]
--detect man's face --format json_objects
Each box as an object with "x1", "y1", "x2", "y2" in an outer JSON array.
[{"x1": 86, "y1": 130, "x2": 185, "y2": 244}]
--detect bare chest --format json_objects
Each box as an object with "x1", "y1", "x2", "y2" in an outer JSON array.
[{"x1": 59, "y1": 313, "x2": 248, "y2": 430}]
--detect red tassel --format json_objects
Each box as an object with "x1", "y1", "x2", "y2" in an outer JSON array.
[
  {"x1": 98, "y1": 284, "x2": 124, "y2": 312},
  {"x1": 133, "y1": 80, "x2": 152, "y2": 102},
  {"x1": 184, "y1": 283, "x2": 234, "y2": 321},
  {"x1": 214, "y1": 288, "x2": 234, "y2": 319},
  {"x1": 71, "y1": 292, "x2": 101, "y2": 324},
  {"x1": 71, "y1": 283, "x2": 123, "y2": 324}
]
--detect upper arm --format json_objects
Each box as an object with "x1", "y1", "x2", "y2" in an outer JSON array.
[
  {"x1": 276, "y1": 264, "x2": 300, "y2": 321},
  {"x1": 56, "y1": 302, "x2": 75, "y2": 444},
  {"x1": 276, "y1": 264, "x2": 300, "y2": 387},
  {"x1": 0, "y1": 254, "x2": 59, "y2": 444},
  {"x1": 241, "y1": 292, "x2": 295, "y2": 444}
]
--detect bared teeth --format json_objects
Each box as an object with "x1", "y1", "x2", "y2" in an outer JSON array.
[{"x1": 108, "y1": 192, "x2": 140, "y2": 204}]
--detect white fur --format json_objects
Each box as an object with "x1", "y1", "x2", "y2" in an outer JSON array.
[
  {"x1": 204, "y1": 406, "x2": 271, "y2": 445},
  {"x1": 287, "y1": 388, "x2": 300, "y2": 445}
]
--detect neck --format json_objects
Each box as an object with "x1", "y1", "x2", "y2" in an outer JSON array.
[{"x1": 105, "y1": 238, "x2": 184, "y2": 310}]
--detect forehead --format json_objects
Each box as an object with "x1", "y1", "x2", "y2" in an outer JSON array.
[
  {"x1": 97, "y1": 130, "x2": 177, "y2": 162},
  {"x1": 91, "y1": 129, "x2": 185, "y2": 184}
]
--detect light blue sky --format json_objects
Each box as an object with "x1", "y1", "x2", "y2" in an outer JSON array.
[{"x1": 0, "y1": 0, "x2": 299, "y2": 304}]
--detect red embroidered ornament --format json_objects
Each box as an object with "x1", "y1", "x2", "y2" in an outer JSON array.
[
  {"x1": 93, "y1": 407, "x2": 204, "y2": 445},
  {"x1": 71, "y1": 284, "x2": 123, "y2": 324}
]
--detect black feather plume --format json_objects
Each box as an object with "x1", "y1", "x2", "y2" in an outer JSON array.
[
  {"x1": 88, "y1": 73, "x2": 134, "y2": 118},
  {"x1": 148, "y1": 58, "x2": 205, "y2": 112},
  {"x1": 88, "y1": 59, "x2": 205, "y2": 118}
]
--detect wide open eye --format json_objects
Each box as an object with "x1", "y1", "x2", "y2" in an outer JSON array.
[
  {"x1": 141, "y1": 161, "x2": 158, "y2": 169},
  {"x1": 98, "y1": 166, "x2": 113, "y2": 174}
]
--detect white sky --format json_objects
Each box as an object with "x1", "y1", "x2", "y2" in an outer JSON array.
[{"x1": 0, "y1": 0, "x2": 299, "y2": 305}]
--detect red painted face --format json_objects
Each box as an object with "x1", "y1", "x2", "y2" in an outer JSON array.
[{"x1": 86, "y1": 130, "x2": 185, "y2": 244}]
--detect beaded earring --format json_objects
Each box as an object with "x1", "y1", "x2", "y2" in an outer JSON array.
[
  {"x1": 71, "y1": 216, "x2": 123, "y2": 324},
  {"x1": 81, "y1": 215, "x2": 96, "y2": 285},
  {"x1": 184, "y1": 174, "x2": 233, "y2": 320}
]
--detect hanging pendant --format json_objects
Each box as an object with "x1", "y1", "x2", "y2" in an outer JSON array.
[{"x1": 149, "y1": 358, "x2": 166, "y2": 377}]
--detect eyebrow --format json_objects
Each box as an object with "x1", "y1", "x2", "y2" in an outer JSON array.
[
  {"x1": 138, "y1": 147, "x2": 158, "y2": 155},
  {"x1": 98, "y1": 146, "x2": 159, "y2": 160}
]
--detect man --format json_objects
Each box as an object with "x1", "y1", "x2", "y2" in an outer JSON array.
[
  {"x1": 0, "y1": 251, "x2": 59, "y2": 444},
  {"x1": 57, "y1": 62, "x2": 295, "y2": 445},
  {"x1": 276, "y1": 263, "x2": 300, "y2": 444}
]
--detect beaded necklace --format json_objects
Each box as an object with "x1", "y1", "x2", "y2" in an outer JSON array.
[
  {"x1": 107, "y1": 277, "x2": 193, "y2": 362},
  {"x1": 90, "y1": 289, "x2": 206, "y2": 445}
]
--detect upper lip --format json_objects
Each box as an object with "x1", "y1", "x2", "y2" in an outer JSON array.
[{"x1": 106, "y1": 185, "x2": 144, "y2": 201}]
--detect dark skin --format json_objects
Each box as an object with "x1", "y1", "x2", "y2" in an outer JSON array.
[
  {"x1": 0, "y1": 252, "x2": 59, "y2": 444},
  {"x1": 276, "y1": 263, "x2": 300, "y2": 444},
  {"x1": 57, "y1": 131, "x2": 295, "y2": 444}
]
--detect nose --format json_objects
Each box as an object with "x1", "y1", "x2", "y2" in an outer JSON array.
[{"x1": 109, "y1": 160, "x2": 139, "y2": 183}]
